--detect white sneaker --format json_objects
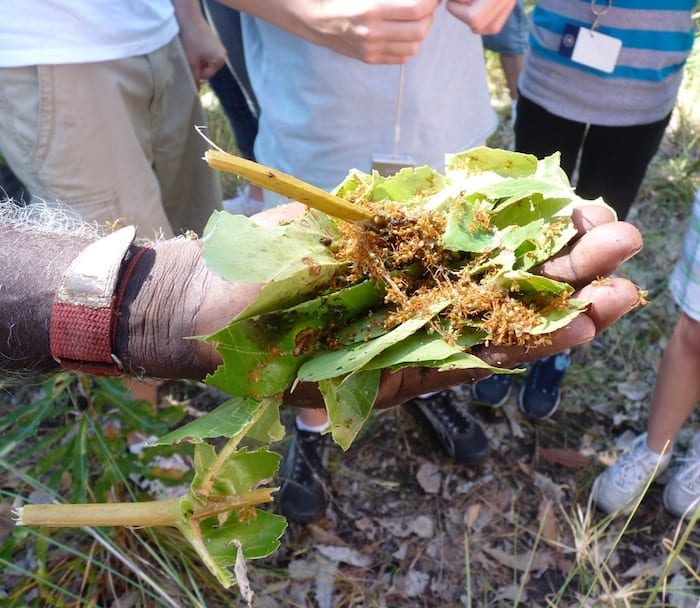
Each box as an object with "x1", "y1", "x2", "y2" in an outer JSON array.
[
  {"x1": 663, "y1": 431, "x2": 700, "y2": 519},
  {"x1": 592, "y1": 433, "x2": 672, "y2": 515},
  {"x1": 222, "y1": 184, "x2": 265, "y2": 217}
]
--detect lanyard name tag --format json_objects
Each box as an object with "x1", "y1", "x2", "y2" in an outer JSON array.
[{"x1": 558, "y1": 23, "x2": 621, "y2": 74}]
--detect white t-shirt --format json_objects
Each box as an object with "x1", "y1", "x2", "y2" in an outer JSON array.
[
  {"x1": 0, "y1": 0, "x2": 178, "y2": 67},
  {"x1": 242, "y1": 5, "x2": 498, "y2": 198}
]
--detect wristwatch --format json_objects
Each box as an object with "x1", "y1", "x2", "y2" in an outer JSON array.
[{"x1": 49, "y1": 226, "x2": 142, "y2": 376}]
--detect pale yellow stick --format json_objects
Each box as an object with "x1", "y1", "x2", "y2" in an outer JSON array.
[{"x1": 205, "y1": 149, "x2": 375, "y2": 223}]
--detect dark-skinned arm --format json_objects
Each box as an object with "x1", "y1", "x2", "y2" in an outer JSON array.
[{"x1": 0, "y1": 202, "x2": 642, "y2": 408}]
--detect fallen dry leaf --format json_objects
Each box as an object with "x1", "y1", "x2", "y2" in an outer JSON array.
[
  {"x1": 464, "y1": 503, "x2": 481, "y2": 531},
  {"x1": 537, "y1": 499, "x2": 560, "y2": 546},
  {"x1": 481, "y1": 544, "x2": 555, "y2": 573},
  {"x1": 416, "y1": 461, "x2": 442, "y2": 494},
  {"x1": 316, "y1": 544, "x2": 371, "y2": 567},
  {"x1": 537, "y1": 446, "x2": 591, "y2": 469}
]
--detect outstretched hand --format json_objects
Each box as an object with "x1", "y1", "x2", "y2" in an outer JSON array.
[
  {"x1": 280, "y1": 204, "x2": 643, "y2": 408},
  {"x1": 447, "y1": 0, "x2": 516, "y2": 35},
  {"x1": 0, "y1": 192, "x2": 640, "y2": 388},
  {"x1": 103, "y1": 201, "x2": 641, "y2": 406},
  {"x1": 224, "y1": 0, "x2": 441, "y2": 64}
]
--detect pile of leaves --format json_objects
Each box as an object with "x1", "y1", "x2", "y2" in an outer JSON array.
[{"x1": 196, "y1": 147, "x2": 608, "y2": 450}]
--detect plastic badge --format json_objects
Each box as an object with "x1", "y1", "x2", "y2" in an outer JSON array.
[
  {"x1": 371, "y1": 153, "x2": 416, "y2": 177},
  {"x1": 558, "y1": 23, "x2": 621, "y2": 74}
]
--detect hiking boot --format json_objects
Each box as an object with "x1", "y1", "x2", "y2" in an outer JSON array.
[
  {"x1": 409, "y1": 391, "x2": 489, "y2": 464},
  {"x1": 276, "y1": 425, "x2": 330, "y2": 523},
  {"x1": 592, "y1": 433, "x2": 672, "y2": 515},
  {"x1": 663, "y1": 432, "x2": 700, "y2": 519},
  {"x1": 518, "y1": 353, "x2": 571, "y2": 420},
  {"x1": 472, "y1": 374, "x2": 512, "y2": 407}
]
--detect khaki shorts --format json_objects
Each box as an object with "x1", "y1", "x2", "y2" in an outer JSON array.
[{"x1": 0, "y1": 37, "x2": 221, "y2": 238}]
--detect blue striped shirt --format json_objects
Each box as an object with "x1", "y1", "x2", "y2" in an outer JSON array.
[{"x1": 518, "y1": 0, "x2": 696, "y2": 125}]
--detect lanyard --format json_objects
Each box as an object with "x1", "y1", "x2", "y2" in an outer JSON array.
[
  {"x1": 590, "y1": 0, "x2": 612, "y2": 31},
  {"x1": 392, "y1": 64, "x2": 406, "y2": 157}
]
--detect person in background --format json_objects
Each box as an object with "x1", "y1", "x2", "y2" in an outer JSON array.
[
  {"x1": 201, "y1": 0, "x2": 259, "y2": 163},
  {"x1": 201, "y1": 0, "x2": 265, "y2": 215},
  {"x1": 481, "y1": 0, "x2": 528, "y2": 126},
  {"x1": 0, "y1": 0, "x2": 226, "y2": 239},
  {"x1": 472, "y1": 0, "x2": 696, "y2": 422},
  {"x1": 593, "y1": 188, "x2": 700, "y2": 519},
  {"x1": 213, "y1": 0, "x2": 514, "y2": 523}
]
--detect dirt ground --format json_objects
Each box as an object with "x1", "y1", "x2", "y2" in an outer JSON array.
[{"x1": 238, "y1": 377, "x2": 700, "y2": 608}]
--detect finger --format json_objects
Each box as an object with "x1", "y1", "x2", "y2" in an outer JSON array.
[
  {"x1": 575, "y1": 276, "x2": 643, "y2": 334},
  {"x1": 359, "y1": 19, "x2": 434, "y2": 45},
  {"x1": 447, "y1": 0, "x2": 516, "y2": 34},
  {"x1": 347, "y1": 15, "x2": 435, "y2": 63},
  {"x1": 570, "y1": 203, "x2": 617, "y2": 235},
  {"x1": 537, "y1": 221, "x2": 642, "y2": 286},
  {"x1": 471, "y1": 276, "x2": 641, "y2": 369},
  {"x1": 372, "y1": 0, "x2": 441, "y2": 22},
  {"x1": 288, "y1": 277, "x2": 641, "y2": 410},
  {"x1": 351, "y1": 42, "x2": 425, "y2": 64},
  {"x1": 201, "y1": 59, "x2": 224, "y2": 81}
]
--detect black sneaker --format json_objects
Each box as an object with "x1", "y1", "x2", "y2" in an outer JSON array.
[
  {"x1": 518, "y1": 353, "x2": 571, "y2": 420},
  {"x1": 409, "y1": 391, "x2": 489, "y2": 464},
  {"x1": 276, "y1": 426, "x2": 330, "y2": 523},
  {"x1": 471, "y1": 374, "x2": 512, "y2": 407}
]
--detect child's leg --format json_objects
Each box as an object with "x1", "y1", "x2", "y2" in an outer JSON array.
[{"x1": 646, "y1": 313, "x2": 700, "y2": 455}]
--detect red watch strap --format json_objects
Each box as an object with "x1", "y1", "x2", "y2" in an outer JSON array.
[{"x1": 50, "y1": 226, "x2": 137, "y2": 376}]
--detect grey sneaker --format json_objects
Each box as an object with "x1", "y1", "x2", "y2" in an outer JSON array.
[
  {"x1": 663, "y1": 432, "x2": 700, "y2": 519},
  {"x1": 407, "y1": 391, "x2": 490, "y2": 465},
  {"x1": 592, "y1": 433, "x2": 672, "y2": 515}
]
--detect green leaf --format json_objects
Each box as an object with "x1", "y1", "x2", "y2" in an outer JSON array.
[
  {"x1": 435, "y1": 352, "x2": 519, "y2": 373},
  {"x1": 442, "y1": 196, "x2": 499, "y2": 253},
  {"x1": 497, "y1": 270, "x2": 574, "y2": 297},
  {"x1": 202, "y1": 210, "x2": 343, "y2": 320},
  {"x1": 320, "y1": 369, "x2": 381, "y2": 450},
  {"x1": 246, "y1": 399, "x2": 285, "y2": 444},
  {"x1": 206, "y1": 316, "x2": 313, "y2": 398},
  {"x1": 297, "y1": 301, "x2": 449, "y2": 382},
  {"x1": 370, "y1": 165, "x2": 443, "y2": 202},
  {"x1": 73, "y1": 416, "x2": 89, "y2": 504},
  {"x1": 192, "y1": 444, "x2": 280, "y2": 496},
  {"x1": 153, "y1": 396, "x2": 282, "y2": 445},
  {"x1": 199, "y1": 508, "x2": 287, "y2": 563},
  {"x1": 530, "y1": 300, "x2": 588, "y2": 335},
  {"x1": 178, "y1": 508, "x2": 287, "y2": 588},
  {"x1": 205, "y1": 280, "x2": 384, "y2": 398},
  {"x1": 446, "y1": 146, "x2": 539, "y2": 178},
  {"x1": 363, "y1": 331, "x2": 464, "y2": 369}
]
